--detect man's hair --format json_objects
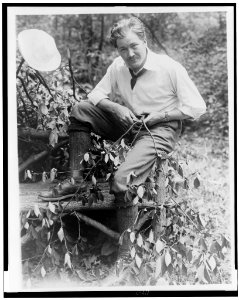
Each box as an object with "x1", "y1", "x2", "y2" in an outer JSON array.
[{"x1": 110, "y1": 17, "x2": 146, "y2": 48}]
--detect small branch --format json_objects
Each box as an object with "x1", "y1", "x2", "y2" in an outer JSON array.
[
  {"x1": 170, "y1": 197, "x2": 202, "y2": 233},
  {"x1": 19, "y1": 96, "x2": 30, "y2": 123},
  {"x1": 67, "y1": 48, "x2": 77, "y2": 101},
  {"x1": 16, "y1": 58, "x2": 25, "y2": 76},
  {"x1": 17, "y1": 76, "x2": 36, "y2": 108},
  {"x1": 74, "y1": 211, "x2": 120, "y2": 241},
  {"x1": 35, "y1": 70, "x2": 54, "y2": 100}
]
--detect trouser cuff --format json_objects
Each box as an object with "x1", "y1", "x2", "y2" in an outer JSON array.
[{"x1": 68, "y1": 117, "x2": 91, "y2": 133}]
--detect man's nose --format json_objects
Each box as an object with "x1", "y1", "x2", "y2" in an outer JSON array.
[{"x1": 128, "y1": 48, "x2": 135, "y2": 57}]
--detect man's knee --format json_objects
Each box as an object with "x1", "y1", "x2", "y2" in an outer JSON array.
[{"x1": 71, "y1": 101, "x2": 93, "y2": 118}]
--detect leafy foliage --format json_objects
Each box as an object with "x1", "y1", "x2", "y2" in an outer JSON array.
[{"x1": 21, "y1": 133, "x2": 231, "y2": 287}]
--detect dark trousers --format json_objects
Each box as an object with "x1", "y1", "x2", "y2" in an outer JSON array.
[{"x1": 70, "y1": 101, "x2": 182, "y2": 199}]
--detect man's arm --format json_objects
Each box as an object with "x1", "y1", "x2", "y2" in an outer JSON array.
[{"x1": 143, "y1": 108, "x2": 190, "y2": 127}]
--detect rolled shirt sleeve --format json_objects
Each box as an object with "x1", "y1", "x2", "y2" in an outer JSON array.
[
  {"x1": 171, "y1": 62, "x2": 207, "y2": 120},
  {"x1": 88, "y1": 62, "x2": 116, "y2": 106}
]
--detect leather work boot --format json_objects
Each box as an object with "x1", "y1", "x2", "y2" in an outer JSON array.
[{"x1": 39, "y1": 179, "x2": 87, "y2": 201}]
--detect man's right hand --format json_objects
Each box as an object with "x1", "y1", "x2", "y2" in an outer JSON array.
[{"x1": 97, "y1": 99, "x2": 139, "y2": 131}]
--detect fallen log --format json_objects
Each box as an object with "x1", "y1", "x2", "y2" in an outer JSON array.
[
  {"x1": 19, "y1": 140, "x2": 68, "y2": 173},
  {"x1": 18, "y1": 127, "x2": 68, "y2": 140}
]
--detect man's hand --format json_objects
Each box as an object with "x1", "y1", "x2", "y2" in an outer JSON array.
[
  {"x1": 143, "y1": 112, "x2": 163, "y2": 127},
  {"x1": 144, "y1": 109, "x2": 190, "y2": 127},
  {"x1": 97, "y1": 99, "x2": 139, "y2": 130},
  {"x1": 113, "y1": 105, "x2": 139, "y2": 129}
]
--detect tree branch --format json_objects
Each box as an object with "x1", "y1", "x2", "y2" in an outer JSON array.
[
  {"x1": 74, "y1": 211, "x2": 120, "y2": 241},
  {"x1": 67, "y1": 48, "x2": 77, "y2": 101},
  {"x1": 19, "y1": 139, "x2": 68, "y2": 173},
  {"x1": 35, "y1": 70, "x2": 54, "y2": 100},
  {"x1": 16, "y1": 58, "x2": 25, "y2": 76},
  {"x1": 17, "y1": 76, "x2": 37, "y2": 108}
]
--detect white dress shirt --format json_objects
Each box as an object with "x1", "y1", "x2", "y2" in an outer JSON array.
[{"x1": 88, "y1": 49, "x2": 206, "y2": 120}]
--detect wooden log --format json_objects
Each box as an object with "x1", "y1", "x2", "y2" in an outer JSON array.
[{"x1": 18, "y1": 127, "x2": 68, "y2": 140}]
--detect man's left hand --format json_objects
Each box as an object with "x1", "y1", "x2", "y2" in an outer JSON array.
[{"x1": 143, "y1": 112, "x2": 164, "y2": 127}]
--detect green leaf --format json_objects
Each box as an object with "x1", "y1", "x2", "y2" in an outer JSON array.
[
  {"x1": 130, "y1": 232, "x2": 136, "y2": 243},
  {"x1": 131, "y1": 247, "x2": 136, "y2": 258},
  {"x1": 207, "y1": 256, "x2": 216, "y2": 271},
  {"x1": 165, "y1": 251, "x2": 172, "y2": 267},
  {"x1": 104, "y1": 153, "x2": 109, "y2": 163},
  {"x1": 137, "y1": 186, "x2": 145, "y2": 198},
  {"x1": 148, "y1": 230, "x2": 154, "y2": 243},
  {"x1": 84, "y1": 153, "x2": 89, "y2": 162},
  {"x1": 48, "y1": 202, "x2": 55, "y2": 214},
  {"x1": 210, "y1": 241, "x2": 221, "y2": 253},
  {"x1": 135, "y1": 254, "x2": 142, "y2": 269},
  {"x1": 114, "y1": 156, "x2": 120, "y2": 166},
  {"x1": 155, "y1": 239, "x2": 164, "y2": 253},
  {"x1": 178, "y1": 164, "x2": 184, "y2": 177},
  {"x1": 182, "y1": 263, "x2": 187, "y2": 276},
  {"x1": 64, "y1": 252, "x2": 72, "y2": 269},
  {"x1": 57, "y1": 227, "x2": 64, "y2": 242},
  {"x1": 120, "y1": 138, "x2": 126, "y2": 148},
  {"x1": 47, "y1": 245, "x2": 52, "y2": 255},
  {"x1": 194, "y1": 177, "x2": 200, "y2": 188},
  {"x1": 137, "y1": 234, "x2": 143, "y2": 247},
  {"x1": 106, "y1": 173, "x2": 111, "y2": 181},
  {"x1": 92, "y1": 175, "x2": 97, "y2": 186},
  {"x1": 198, "y1": 238, "x2": 207, "y2": 251},
  {"x1": 196, "y1": 263, "x2": 207, "y2": 283},
  {"x1": 41, "y1": 266, "x2": 46, "y2": 278},
  {"x1": 39, "y1": 103, "x2": 48, "y2": 115}
]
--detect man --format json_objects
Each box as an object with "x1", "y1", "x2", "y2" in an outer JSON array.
[{"x1": 42, "y1": 17, "x2": 206, "y2": 259}]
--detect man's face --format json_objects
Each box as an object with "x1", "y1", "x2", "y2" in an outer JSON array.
[{"x1": 116, "y1": 30, "x2": 147, "y2": 73}]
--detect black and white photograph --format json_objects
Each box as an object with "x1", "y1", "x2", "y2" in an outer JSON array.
[{"x1": 4, "y1": 4, "x2": 237, "y2": 295}]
